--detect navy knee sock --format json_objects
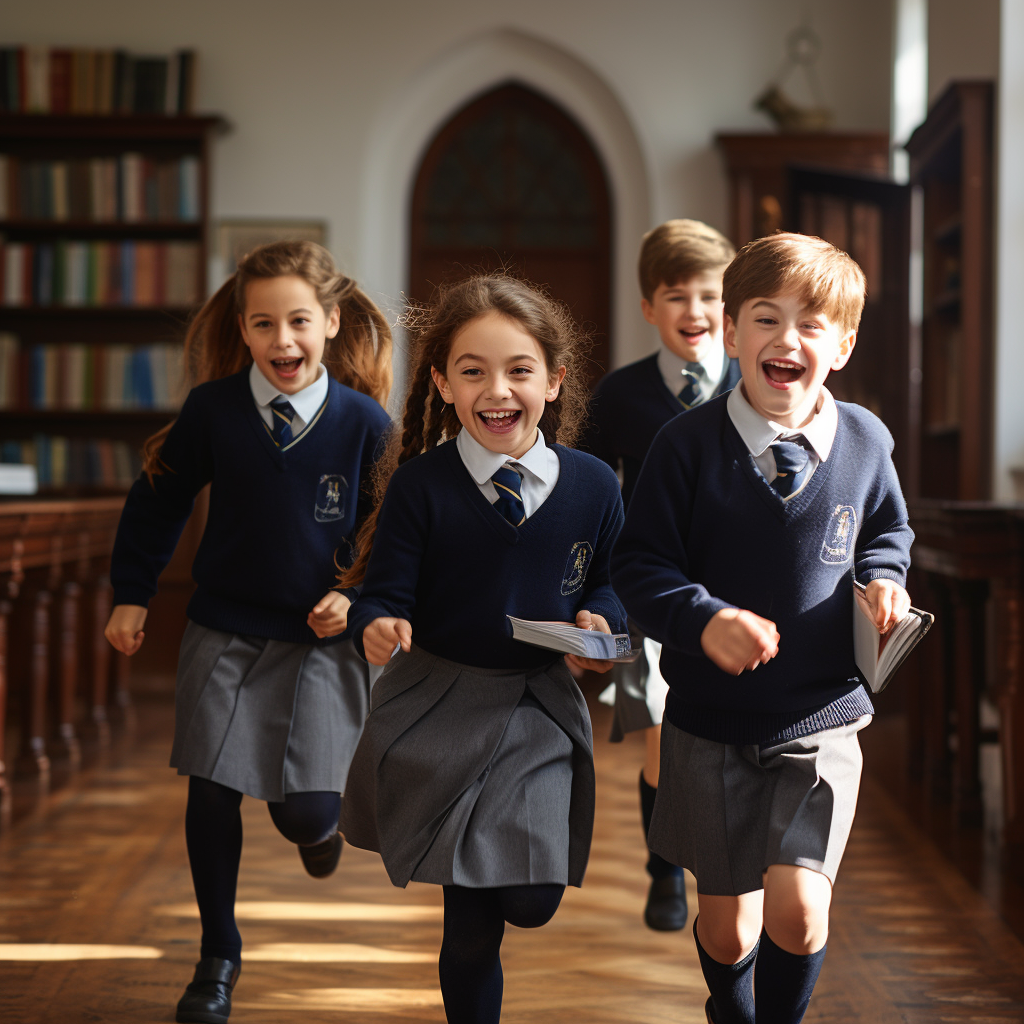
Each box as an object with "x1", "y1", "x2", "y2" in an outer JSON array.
[
  {"x1": 693, "y1": 918, "x2": 757, "y2": 1024},
  {"x1": 753, "y1": 928, "x2": 826, "y2": 1024},
  {"x1": 496, "y1": 882, "x2": 565, "y2": 929},
  {"x1": 438, "y1": 883, "x2": 564, "y2": 1024},
  {"x1": 185, "y1": 776, "x2": 244, "y2": 963},
  {"x1": 439, "y1": 886, "x2": 505, "y2": 1024},
  {"x1": 639, "y1": 771, "x2": 682, "y2": 880},
  {"x1": 267, "y1": 790, "x2": 341, "y2": 846}
]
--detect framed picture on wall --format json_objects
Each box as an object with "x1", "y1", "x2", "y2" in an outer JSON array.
[{"x1": 213, "y1": 219, "x2": 327, "y2": 282}]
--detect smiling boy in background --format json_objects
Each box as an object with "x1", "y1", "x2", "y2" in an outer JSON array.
[{"x1": 584, "y1": 219, "x2": 738, "y2": 930}]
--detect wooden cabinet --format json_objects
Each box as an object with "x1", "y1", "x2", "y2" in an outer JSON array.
[
  {"x1": 0, "y1": 497, "x2": 126, "y2": 825},
  {"x1": 0, "y1": 114, "x2": 226, "y2": 495},
  {"x1": 905, "y1": 82, "x2": 994, "y2": 501},
  {"x1": 715, "y1": 131, "x2": 891, "y2": 246}
]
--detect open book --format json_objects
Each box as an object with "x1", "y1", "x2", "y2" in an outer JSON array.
[
  {"x1": 507, "y1": 616, "x2": 638, "y2": 661},
  {"x1": 853, "y1": 580, "x2": 934, "y2": 693}
]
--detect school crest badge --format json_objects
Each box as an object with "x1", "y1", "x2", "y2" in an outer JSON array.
[
  {"x1": 315, "y1": 474, "x2": 348, "y2": 522},
  {"x1": 820, "y1": 504, "x2": 856, "y2": 564},
  {"x1": 561, "y1": 541, "x2": 594, "y2": 595}
]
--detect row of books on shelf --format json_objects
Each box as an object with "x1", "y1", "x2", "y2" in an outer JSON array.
[
  {"x1": 0, "y1": 335, "x2": 186, "y2": 411},
  {"x1": 0, "y1": 153, "x2": 201, "y2": 222},
  {"x1": 1, "y1": 239, "x2": 201, "y2": 307},
  {"x1": 0, "y1": 47, "x2": 196, "y2": 116},
  {"x1": 1, "y1": 436, "x2": 141, "y2": 489}
]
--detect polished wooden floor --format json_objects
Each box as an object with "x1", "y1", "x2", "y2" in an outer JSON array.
[{"x1": 2, "y1": 696, "x2": 1024, "y2": 1024}]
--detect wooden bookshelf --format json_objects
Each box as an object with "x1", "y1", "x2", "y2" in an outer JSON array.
[
  {"x1": 905, "y1": 81, "x2": 994, "y2": 500},
  {"x1": 0, "y1": 113, "x2": 227, "y2": 494},
  {"x1": 715, "y1": 131, "x2": 891, "y2": 246}
]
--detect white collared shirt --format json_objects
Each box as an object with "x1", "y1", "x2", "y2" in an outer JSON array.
[
  {"x1": 249, "y1": 362, "x2": 329, "y2": 434},
  {"x1": 456, "y1": 428, "x2": 560, "y2": 518},
  {"x1": 727, "y1": 384, "x2": 838, "y2": 498},
  {"x1": 657, "y1": 342, "x2": 729, "y2": 403}
]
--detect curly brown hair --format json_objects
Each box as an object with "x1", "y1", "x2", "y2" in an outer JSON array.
[
  {"x1": 340, "y1": 273, "x2": 590, "y2": 588},
  {"x1": 141, "y1": 239, "x2": 392, "y2": 478}
]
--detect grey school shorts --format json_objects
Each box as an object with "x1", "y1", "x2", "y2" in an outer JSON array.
[{"x1": 649, "y1": 715, "x2": 871, "y2": 895}]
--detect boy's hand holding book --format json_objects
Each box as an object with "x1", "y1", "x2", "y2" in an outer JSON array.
[
  {"x1": 860, "y1": 578, "x2": 911, "y2": 634},
  {"x1": 701, "y1": 607, "x2": 780, "y2": 676},
  {"x1": 853, "y1": 579, "x2": 932, "y2": 693}
]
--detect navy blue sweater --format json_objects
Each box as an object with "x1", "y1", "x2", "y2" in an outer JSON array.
[
  {"x1": 610, "y1": 395, "x2": 913, "y2": 743},
  {"x1": 584, "y1": 352, "x2": 741, "y2": 509},
  {"x1": 349, "y1": 440, "x2": 628, "y2": 669},
  {"x1": 110, "y1": 369, "x2": 390, "y2": 645}
]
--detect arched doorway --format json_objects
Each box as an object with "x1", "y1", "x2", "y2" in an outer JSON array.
[{"x1": 408, "y1": 83, "x2": 613, "y2": 381}]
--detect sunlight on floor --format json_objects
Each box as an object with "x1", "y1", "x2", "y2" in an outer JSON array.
[
  {"x1": 234, "y1": 988, "x2": 444, "y2": 1011},
  {"x1": 155, "y1": 900, "x2": 441, "y2": 921},
  {"x1": 244, "y1": 942, "x2": 433, "y2": 963},
  {"x1": 0, "y1": 944, "x2": 164, "y2": 960}
]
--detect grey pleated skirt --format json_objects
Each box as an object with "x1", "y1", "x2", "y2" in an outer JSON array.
[
  {"x1": 340, "y1": 645, "x2": 595, "y2": 890},
  {"x1": 650, "y1": 715, "x2": 871, "y2": 895},
  {"x1": 170, "y1": 620, "x2": 373, "y2": 802}
]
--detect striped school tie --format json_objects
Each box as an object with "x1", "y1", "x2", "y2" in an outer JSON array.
[
  {"x1": 677, "y1": 363, "x2": 706, "y2": 409},
  {"x1": 770, "y1": 438, "x2": 813, "y2": 498},
  {"x1": 269, "y1": 396, "x2": 296, "y2": 447},
  {"x1": 492, "y1": 463, "x2": 526, "y2": 526}
]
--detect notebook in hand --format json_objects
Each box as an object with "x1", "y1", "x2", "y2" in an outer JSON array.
[
  {"x1": 853, "y1": 580, "x2": 934, "y2": 693},
  {"x1": 507, "y1": 616, "x2": 638, "y2": 661}
]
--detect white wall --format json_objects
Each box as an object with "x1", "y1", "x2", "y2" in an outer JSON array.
[
  {"x1": 994, "y1": 0, "x2": 1024, "y2": 500},
  {"x1": 3, "y1": 0, "x2": 894, "y2": 367},
  {"x1": 928, "y1": 0, "x2": 999, "y2": 101}
]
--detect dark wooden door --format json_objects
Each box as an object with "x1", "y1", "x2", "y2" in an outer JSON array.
[
  {"x1": 788, "y1": 168, "x2": 916, "y2": 495},
  {"x1": 409, "y1": 84, "x2": 613, "y2": 382}
]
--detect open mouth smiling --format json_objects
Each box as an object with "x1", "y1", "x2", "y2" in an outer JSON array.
[
  {"x1": 762, "y1": 359, "x2": 806, "y2": 388},
  {"x1": 478, "y1": 409, "x2": 522, "y2": 433},
  {"x1": 271, "y1": 357, "x2": 304, "y2": 376}
]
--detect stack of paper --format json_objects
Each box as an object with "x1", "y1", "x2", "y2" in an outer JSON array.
[{"x1": 507, "y1": 616, "x2": 636, "y2": 661}]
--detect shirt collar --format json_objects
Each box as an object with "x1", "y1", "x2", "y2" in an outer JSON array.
[
  {"x1": 456, "y1": 427, "x2": 556, "y2": 486},
  {"x1": 726, "y1": 384, "x2": 837, "y2": 462},
  {"x1": 657, "y1": 341, "x2": 728, "y2": 394},
  {"x1": 249, "y1": 362, "x2": 328, "y2": 422}
]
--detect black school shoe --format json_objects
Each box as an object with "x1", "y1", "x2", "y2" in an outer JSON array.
[
  {"x1": 644, "y1": 871, "x2": 689, "y2": 931},
  {"x1": 298, "y1": 830, "x2": 343, "y2": 878},
  {"x1": 639, "y1": 771, "x2": 689, "y2": 931},
  {"x1": 176, "y1": 957, "x2": 240, "y2": 1024}
]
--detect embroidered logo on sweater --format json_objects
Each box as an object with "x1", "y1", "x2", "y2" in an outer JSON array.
[
  {"x1": 561, "y1": 541, "x2": 594, "y2": 595},
  {"x1": 820, "y1": 504, "x2": 856, "y2": 564},
  {"x1": 315, "y1": 474, "x2": 348, "y2": 522}
]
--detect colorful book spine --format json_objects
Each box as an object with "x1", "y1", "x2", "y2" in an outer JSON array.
[
  {"x1": 6, "y1": 435, "x2": 141, "y2": 489},
  {"x1": 0, "y1": 238, "x2": 199, "y2": 307},
  {"x1": 1, "y1": 154, "x2": 202, "y2": 223},
  {"x1": 0, "y1": 46, "x2": 196, "y2": 114}
]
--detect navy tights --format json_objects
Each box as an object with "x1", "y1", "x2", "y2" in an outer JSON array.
[
  {"x1": 438, "y1": 883, "x2": 565, "y2": 1024},
  {"x1": 184, "y1": 775, "x2": 341, "y2": 961}
]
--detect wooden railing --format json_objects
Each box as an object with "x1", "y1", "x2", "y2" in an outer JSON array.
[
  {"x1": 0, "y1": 497, "x2": 128, "y2": 827},
  {"x1": 908, "y1": 500, "x2": 1024, "y2": 850}
]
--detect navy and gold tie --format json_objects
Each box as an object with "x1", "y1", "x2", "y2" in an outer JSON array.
[
  {"x1": 269, "y1": 396, "x2": 296, "y2": 447},
  {"x1": 492, "y1": 463, "x2": 526, "y2": 526},
  {"x1": 678, "y1": 363, "x2": 706, "y2": 409},
  {"x1": 770, "y1": 438, "x2": 813, "y2": 498}
]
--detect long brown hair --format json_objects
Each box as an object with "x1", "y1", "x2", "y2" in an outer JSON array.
[
  {"x1": 340, "y1": 274, "x2": 589, "y2": 588},
  {"x1": 142, "y1": 240, "x2": 393, "y2": 476}
]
